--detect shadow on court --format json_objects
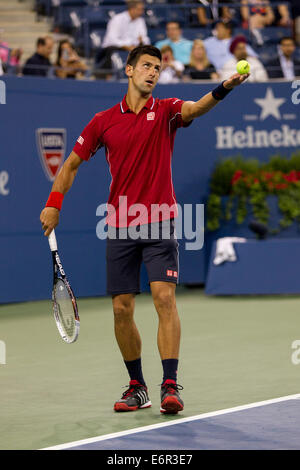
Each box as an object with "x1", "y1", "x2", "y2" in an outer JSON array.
[{"x1": 0, "y1": 288, "x2": 300, "y2": 450}]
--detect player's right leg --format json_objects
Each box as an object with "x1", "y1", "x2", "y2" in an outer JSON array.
[{"x1": 106, "y1": 231, "x2": 151, "y2": 411}]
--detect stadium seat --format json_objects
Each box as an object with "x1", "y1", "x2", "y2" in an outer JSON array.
[
  {"x1": 54, "y1": 3, "x2": 87, "y2": 32},
  {"x1": 83, "y1": 6, "x2": 108, "y2": 27},
  {"x1": 232, "y1": 27, "x2": 251, "y2": 41},
  {"x1": 258, "y1": 26, "x2": 292, "y2": 45},
  {"x1": 35, "y1": 0, "x2": 53, "y2": 16},
  {"x1": 100, "y1": 0, "x2": 125, "y2": 4},
  {"x1": 256, "y1": 44, "x2": 278, "y2": 65},
  {"x1": 181, "y1": 27, "x2": 211, "y2": 41},
  {"x1": 145, "y1": 6, "x2": 168, "y2": 27},
  {"x1": 148, "y1": 27, "x2": 167, "y2": 44}
]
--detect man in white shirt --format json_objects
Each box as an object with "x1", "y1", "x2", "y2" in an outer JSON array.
[
  {"x1": 102, "y1": 0, "x2": 149, "y2": 50},
  {"x1": 220, "y1": 35, "x2": 268, "y2": 82},
  {"x1": 95, "y1": 0, "x2": 150, "y2": 76}
]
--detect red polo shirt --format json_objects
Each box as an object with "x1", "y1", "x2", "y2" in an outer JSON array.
[{"x1": 73, "y1": 95, "x2": 191, "y2": 227}]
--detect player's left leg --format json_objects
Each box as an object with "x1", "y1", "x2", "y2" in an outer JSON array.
[
  {"x1": 150, "y1": 281, "x2": 180, "y2": 361},
  {"x1": 150, "y1": 281, "x2": 184, "y2": 414}
]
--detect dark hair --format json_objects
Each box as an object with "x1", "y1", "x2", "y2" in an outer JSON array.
[
  {"x1": 56, "y1": 39, "x2": 72, "y2": 65},
  {"x1": 280, "y1": 36, "x2": 295, "y2": 44},
  {"x1": 216, "y1": 20, "x2": 233, "y2": 33},
  {"x1": 126, "y1": 45, "x2": 162, "y2": 67},
  {"x1": 166, "y1": 21, "x2": 182, "y2": 29},
  {"x1": 127, "y1": 0, "x2": 144, "y2": 8},
  {"x1": 36, "y1": 37, "x2": 46, "y2": 48}
]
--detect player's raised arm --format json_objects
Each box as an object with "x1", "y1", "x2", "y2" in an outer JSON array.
[
  {"x1": 40, "y1": 151, "x2": 83, "y2": 236},
  {"x1": 181, "y1": 72, "x2": 250, "y2": 122}
]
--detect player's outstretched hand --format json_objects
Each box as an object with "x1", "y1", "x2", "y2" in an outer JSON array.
[
  {"x1": 223, "y1": 72, "x2": 250, "y2": 90},
  {"x1": 40, "y1": 207, "x2": 59, "y2": 237}
]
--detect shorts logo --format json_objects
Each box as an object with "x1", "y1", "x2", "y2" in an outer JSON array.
[
  {"x1": 77, "y1": 135, "x2": 84, "y2": 145},
  {"x1": 167, "y1": 269, "x2": 177, "y2": 278},
  {"x1": 147, "y1": 112, "x2": 155, "y2": 121},
  {"x1": 36, "y1": 128, "x2": 66, "y2": 182}
]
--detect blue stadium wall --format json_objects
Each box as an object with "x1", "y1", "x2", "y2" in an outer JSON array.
[{"x1": 0, "y1": 76, "x2": 300, "y2": 303}]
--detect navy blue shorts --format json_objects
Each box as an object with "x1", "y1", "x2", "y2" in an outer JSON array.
[{"x1": 106, "y1": 219, "x2": 179, "y2": 296}]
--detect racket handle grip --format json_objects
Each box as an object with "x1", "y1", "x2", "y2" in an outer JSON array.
[{"x1": 48, "y1": 230, "x2": 58, "y2": 252}]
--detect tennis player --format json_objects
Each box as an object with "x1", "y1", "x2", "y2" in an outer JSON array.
[{"x1": 40, "y1": 45, "x2": 249, "y2": 414}]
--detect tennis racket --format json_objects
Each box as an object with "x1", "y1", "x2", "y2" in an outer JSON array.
[{"x1": 48, "y1": 230, "x2": 80, "y2": 343}]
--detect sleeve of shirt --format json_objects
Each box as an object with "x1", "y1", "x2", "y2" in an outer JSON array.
[
  {"x1": 102, "y1": 15, "x2": 126, "y2": 49},
  {"x1": 139, "y1": 18, "x2": 150, "y2": 45},
  {"x1": 166, "y1": 98, "x2": 193, "y2": 130},
  {"x1": 72, "y1": 113, "x2": 104, "y2": 161}
]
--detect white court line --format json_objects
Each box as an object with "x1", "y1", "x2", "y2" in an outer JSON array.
[{"x1": 42, "y1": 393, "x2": 300, "y2": 450}]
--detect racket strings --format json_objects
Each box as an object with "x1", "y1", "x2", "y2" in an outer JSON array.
[{"x1": 53, "y1": 279, "x2": 76, "y2": 340}]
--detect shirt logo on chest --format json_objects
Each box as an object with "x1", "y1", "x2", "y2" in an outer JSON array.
[{"x1": 147, "y1": 112, "x2": 155, "y2": 121}]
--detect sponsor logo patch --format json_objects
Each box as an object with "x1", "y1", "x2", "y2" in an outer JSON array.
[{"x1": 147, "y1": 112, "x2": 155, "y2": 121}]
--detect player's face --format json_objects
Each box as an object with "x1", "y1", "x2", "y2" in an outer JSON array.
[{"x1": 127, "y1": 54, "x2": 161, "y2": 95}]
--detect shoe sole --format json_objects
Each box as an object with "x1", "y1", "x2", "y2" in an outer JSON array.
[
  {"x1": 114, "y1": 400, "x2": 152, "y2": 412},
  {"x1": 160, "y1": 396, "x2": 184, "y2": 414}
]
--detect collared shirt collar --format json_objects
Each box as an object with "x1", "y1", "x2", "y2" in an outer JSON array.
[{"x1": 120, "y1": 95, "x2": 155, "y2": 113}]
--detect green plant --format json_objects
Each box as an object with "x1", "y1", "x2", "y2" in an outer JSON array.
[{"x1": 206, "y1": 152, "x2": 300, "y2": 231}]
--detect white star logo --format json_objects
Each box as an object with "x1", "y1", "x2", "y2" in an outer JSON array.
[{"x1": 254, "y1": 87, "x2": 286, "y2": 120}]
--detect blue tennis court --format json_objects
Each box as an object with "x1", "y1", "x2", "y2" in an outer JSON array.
[{"x1": 44, "y1": 394, "x2": 300, "y2": 450}]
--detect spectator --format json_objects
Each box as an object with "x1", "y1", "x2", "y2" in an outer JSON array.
[
  {"x1": 273, "y1": 3, "x2": 292, "y2": 27},
  {"x1": 0, "y1": 57, "x2": 3, "y2": 76},
  {"x1": 55, "y1": 40, "x2": 87, "y2": 79},
  {"x1": 23, "y1": 36, "x2": 54, "y2": 77},
  {"x1": 155, "y1": 21, "x2": 193, "y2": 65},
  {"x1": 220, "y1": 34, "x2": 268, "y2": 82},
  {"x1": 158, "y1": 45, "x2": 184, "y2": 84},
  {"x1": 96, "y1": 0, "x2": 150, "y2": 74},
  {"x1": 289, "y1": 0, "x2": 300, "y2": 45},
  {"x1": 184, "y1": 39, "x2": 218, "y2": 80},
  {"x1": 267, "y1": 36, "x2": 300, "y2": 79},
  {"x1": 241, "y1": 0, "x2": 275, "y2": 30},
  {"x1": 102, "y1": 0, "x2": 149, "y2": 50},
  {"x1": 0, "y1": 36, "x2": 23, "y2": 72},
  {"x1": 204, "y1": 20, "x2": 257, "y2": 72},
  {"x1": 194, "y1": 0, "x2": 238, "y2": 26}
]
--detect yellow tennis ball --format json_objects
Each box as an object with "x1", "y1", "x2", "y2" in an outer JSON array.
[{"x1": 236, "y1": 60, "x2": 250, "y2": 74}]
